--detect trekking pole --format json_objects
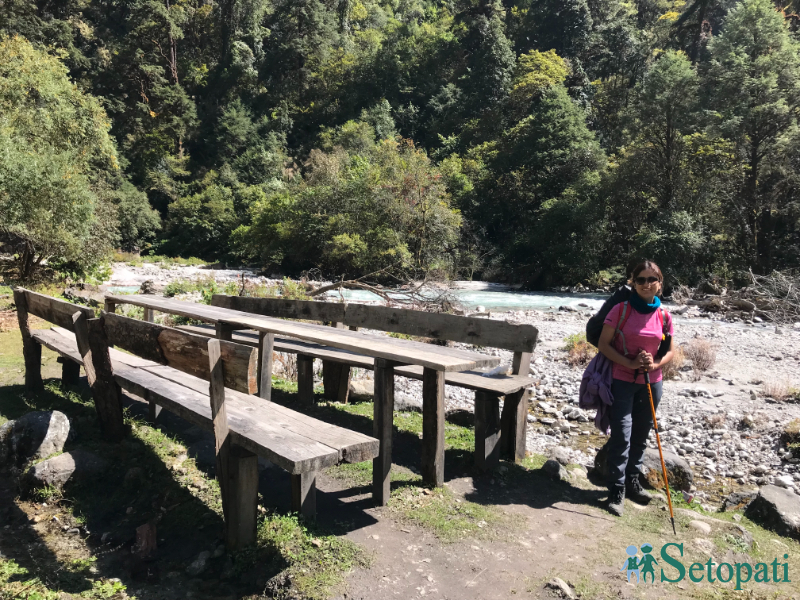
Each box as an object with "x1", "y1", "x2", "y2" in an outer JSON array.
[{"x1": 644, "y1": 370, "x2": 677, "y2": 535}]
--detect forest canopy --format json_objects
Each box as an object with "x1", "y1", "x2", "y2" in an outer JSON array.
[{"x1": 1, "y1": 0, "x2": 800, "y2": 286}]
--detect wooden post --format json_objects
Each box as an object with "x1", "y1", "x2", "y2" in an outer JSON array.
[
  {"x1": 373, "y1": 358, "x2": 395, "y2": 506},
  {"x1": 13, "y1": 289, "x2": 43, "y2": 392},
  {"x1": 500, "y1": 390, "x2": 527, "y2": 462},
  {"x1": 104, "y1": 299, "x2": 117, "y2": 314},
  {"x1": 421, "y1": 368, "x2": 445, "y2": 487},
  {"x1": 500, "y1": 351, "x2": 532, "y2": 462},
  {"x1": 86, "y1": 317, "x2": 125, "y2": 441},
  {"x1": 208, "y1": 339, "x2": 231, "y2": 522},
  {"x1": 227, "y1": 446, "x2": 259, "y2": 546},
  {"x1": 258, "y1": 332, "x2": 274, "y2": 400},
  {"x1": 61, "y1": 359, "x2": 81, "y2": 386},
  {"x1": 474, "y1": 392, "x2": 501, "y2": 471},
  {"x1": 337, "y1": 366, "x2": 351, "y2": 404},
  {"x1": 216, "y1": 322, "x2": 234, "y2": 342},
  {"x1": 322, "y1": 322, "x2": 345, "y2": 401},
  {"x1": 209, "y1": 339, "x2": 257, "y2": 549},
  {"x1": 72, "y1": 312, "x2": 96, "y2": 386},
  {"x1": 321, "y1": 361, "x2": 341, "y2": 401},
  {"x1": 291, "y1": 472, "x2": 317, "y2": 519},
  {"x1": 297, "y1": 354, "x2": 314, "y2": 405},
  {"x1": 143, "y1": 308, "x2": 155, "y2": 322}
]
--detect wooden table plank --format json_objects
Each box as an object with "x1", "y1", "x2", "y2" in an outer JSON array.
[
  {"x1": 106, "y1": 295, "x2": 499, "y2": 372},
  {"x1": 176, "y1": 325, "x2": 532, "y2": 395}
]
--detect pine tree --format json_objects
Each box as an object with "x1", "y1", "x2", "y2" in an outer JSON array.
[{"x1": 708, "y1": 0, "x2": 800, "y2": 272}]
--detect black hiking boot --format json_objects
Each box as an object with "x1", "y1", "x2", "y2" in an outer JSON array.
[
  {"x1": 608, "y1": 485, "x2": 625, "y2": 516},
  {"x1": 626, "y1": 474, "x2": 653, "y2": 505}
]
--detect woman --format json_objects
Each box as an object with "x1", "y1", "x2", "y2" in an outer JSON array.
[{"x1": 598, "y1": 260, "x2": 674, "y2": 516}]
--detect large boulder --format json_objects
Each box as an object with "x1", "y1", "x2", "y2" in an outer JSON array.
[
  {"x1": 2, "y1": 411, "x2": 71, "y2": 467},
  {"x1": 721, "y1": 490, "x2": 758, "y2": 512},
  {"x1": 593, "y1": 443, "x2": 694, "y2": 491},
  {"x1": 349, "y1": 379, "x2": 374, "y2": 400},
  {"x1": 394, "y1": 392, "x2": 422, "y2": 413},
  {"x1": 25, "y1": 450, "x2": 108, "y2": 489},
  {"x1": 744, "y1": 485, "x2": 800, "y2": 541},
  {"x1": 0, "y1": 421, "x2": 13, "y2": 464}
]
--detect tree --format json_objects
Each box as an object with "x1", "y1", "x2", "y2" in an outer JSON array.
[
  {"x1": 466, "y1": 83, "x2": 605, "y2": 284},
  {"x1": 629, "y1": 50, "x2": 699, "y2": 211},
  {"x1": 234, "y1": 120, "x2": 462, "y2": 279},
  {"x1": 707, "y1": 0, "x2": 800, "y2": 272},
  {"x1": 0, "y1": 36, "x2": 123, "y2": 279}
]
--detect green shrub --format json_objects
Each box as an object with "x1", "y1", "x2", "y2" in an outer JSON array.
[{"x1": 562, "y1": 333, "x2": 596, "y2": 367}]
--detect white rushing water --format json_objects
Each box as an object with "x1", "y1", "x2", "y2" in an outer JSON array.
[{"x1": 329, "y1": 287, "x2": 607, "y2": 312}]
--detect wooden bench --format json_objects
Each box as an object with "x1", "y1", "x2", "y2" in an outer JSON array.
[
  {"x1": 191, "y1": 296, "x2": 538, "y2": 473},
  {"x1": 13, "y1": 289, "x2": 379, "y2": 548}
]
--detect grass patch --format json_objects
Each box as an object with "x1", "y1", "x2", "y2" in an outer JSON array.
[
  {"x1": 0, "y1": 558, "x2": 127, "y2": 600},
  {"x1": 388, "y1": 484, "x2": 508, "y2": 542},
  {"x1": 519, "y1": 453, "x2": 547, "y2": 471},
  {"x1": 254, "y1": 514, "x2": 371, "y2": 600}
]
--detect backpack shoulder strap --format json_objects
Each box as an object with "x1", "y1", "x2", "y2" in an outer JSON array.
[{"x1": 614, "y1": 301, "x2": 632, "y2": 356}]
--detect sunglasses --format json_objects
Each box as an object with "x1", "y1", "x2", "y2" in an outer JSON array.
[{"x1": 635, "y1": 276, "x2": 660, "y2": 285}]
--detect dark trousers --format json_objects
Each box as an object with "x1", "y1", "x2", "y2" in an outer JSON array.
[{"x1": 606, "y1": 378, "x2": 662, "y2": 488}]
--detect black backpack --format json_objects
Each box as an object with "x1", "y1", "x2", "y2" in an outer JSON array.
[{"x1": 586, "y1": 285, "x2": 632, "y2": 347}]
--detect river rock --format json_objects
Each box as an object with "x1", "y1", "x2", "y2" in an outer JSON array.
[
  {"x1": 139, "y1": 280, "x2": 157, "y2": 294},
  {"x1": 641, "y1": 449, "x2": 693, "y2": 491},
  {"x1": 3, "y1": 411, "x2": 71, "y2": 467},
  {"x1": 0, "y1": 422, "x2": 13, "y2": 465},
  {"x1": 689, "y1": 520, "x2": 712, "y2": 535},
  {"x1": 542, "y1": 459, "x2": 569, "y2": 482},
  {"x1": 25, "y1": 450, "x2": 108, "y2": 489},
  {"x1": 395, "y1": 392, "x2": 422, "y2": 412},
  {"x1": 744, "y1": 485, "x2": 800, "y2": 541},
  {"x1": 721, "y1": 490, "x2": 758, "y2": 512},
  {"x1": 186, "y1": 551, "x2": 211, "y2": 577},
  {"x1": 593, "y1": 444, "x2": 693, "y2": 491},
  {"x1": 549, "y1": 446, "x2": 572, "y2": 466},
  {"x1": 349, "y1": 379, "x2": 374, "y2": 399}
]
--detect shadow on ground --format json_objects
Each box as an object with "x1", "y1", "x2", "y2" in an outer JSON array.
[{"x1": 0, "y1": 375, "x2": 376, "y2": 600}]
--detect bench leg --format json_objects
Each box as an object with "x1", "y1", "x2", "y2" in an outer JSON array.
[
  {"x1": 321, "y1": 360, "x2": 341, "y2": 401},
  {"x1": 421, "y1": 368, "x2": 445, "y2": 487},
  {"x1": 61, "y1": 359, "x2": 81, "y2": 387},
  {"x1": 500, "y1": 389, "x2": 527, "y2": 462},
  {"x1": 373, "y1": 359, "x2": 395, "y2": 506},
  {"x1": 297, "y1": 354, "x2": 314, "y2": 405},
  {"x1": 258, "y1": 332, "x2": 274, "y2": 401},
  {"x1": 14, "y1": 289, "x2": 43, "y2": 392},
  {"x1": 85, "y1": 317, "x2": 126, "y2": 441},
  {"x1": 474, "y1": 392, "x2": 501, "y2": 471},
  {"x1": 337, "y1": 366, "x2": 351, "y2": 404},
  {"x1": 216, "y1": 322, "x2": 234, "y2": 341},
  {"x1": 143, "y1": 308, "x2": 155, "y2": 322},
  {"x1": 225, "y1": 446, "x2": 259, "y2": 549},
  {"x1": 291, "y1": 471, "x2": 316, "y2": 520}
]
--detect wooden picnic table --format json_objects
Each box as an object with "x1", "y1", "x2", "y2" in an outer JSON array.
[{"x1": 104, "y1": 294, "x2": 502, "y2": 502}]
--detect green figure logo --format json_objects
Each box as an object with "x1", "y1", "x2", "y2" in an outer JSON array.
[{"x1": 639, "y1": 543, "x2": 658, "y2": 583}]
